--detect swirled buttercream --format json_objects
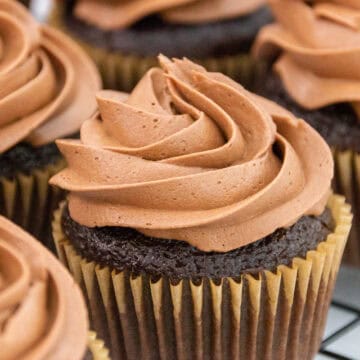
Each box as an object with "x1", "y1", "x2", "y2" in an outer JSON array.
[
  {"x1": 0, "y1": 216, "x2": 89, "y2": 360},
  {"x1": 73, "y1": 0, "x2": 266, "y2": 30},
  {"x1": 253, "y1": 0, "x2": 360, "y2": 119},
  {"x1": 50, "y1": 56, "x2": 333, "y2": 252},
  {"x1": 0, "y1": 0, "x2": 101, "y2": 153}
]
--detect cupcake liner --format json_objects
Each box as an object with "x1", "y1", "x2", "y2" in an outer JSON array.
[
  {"x1": 52, "y1": 195, "x2": 351, "y2": 360},
  {"x1": 49, "y1": 3, "x2": 266, "y2": 92},
  {"x1": 0, "y1": 159, "x2": 65, "y2": 250},
  {"x1": 88, "y1": 331, "x2": 111, "y2": 360},
  {"x1": 333, "y1": 149, "x2": 360, "y2": 267}
]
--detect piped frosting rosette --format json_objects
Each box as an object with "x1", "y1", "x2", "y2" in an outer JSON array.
[
  {"x1": 0, "y1": 0, "x2": 101, "y2": 153},
  {"x1": 0, "y1": 216, "x2": 89, "y2": 360},
  {"x1": 51, "y1": 56, "x2": 333, "y2": 252},
  {"x1": 74, "y1": 0, "x2": 266, "y2": 29},
  {"x1": 253, "y1": 0, "x2": 360, "y2": 119}
]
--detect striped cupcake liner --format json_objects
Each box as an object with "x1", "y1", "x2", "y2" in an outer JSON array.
[
  {"x1": 53, "y1": 195, "x2": 351, "y2": 360},
  {"x1": 333, "y1": 149, "x2": 360, "y2": 266},
  {"x1": 0, "y1": 159, "x2": 65, "y2": 250}
]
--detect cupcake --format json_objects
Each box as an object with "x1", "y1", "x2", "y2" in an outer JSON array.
[
  {"x1": 0, "y1": 0, "x2": 101, "y2": 246},
  {"x1": 253, "y1": 0, "x2": 360, "y2": 266},
  {"x1": 0, "y1": 215, "x2": 109, "y2": 359},
  {"x1": 50, "y1": 56, "x2": 351, "y2": 359},
  {"x1": 49, "y1": 0, "x2": 272, "y2": 92}
]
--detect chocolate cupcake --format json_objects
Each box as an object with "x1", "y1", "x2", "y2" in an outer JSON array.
[
  {"x1": 253, "y1": 0, "x2": 360, "y2": 266},
  {"x1": 0, "y1": 0, "x2": 101, "y2": 246},
  {"x1": 51, "y1": 57, "x2": 351, "y2": 359},
  {"x1": 0, "y1": 215, "x2": 109, "y2": 359},
  {"x1": 49, "y1": 0, "x2": 271, "y2": 91}
]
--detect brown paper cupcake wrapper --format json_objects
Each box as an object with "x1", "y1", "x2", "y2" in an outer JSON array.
[
  {"x1": 333, "y1": 148, "x2": 360, "y2": 267},
  {"x1": 88, "y1": 331, "x2": 111, "y2": 360},
  {"x1": 52, "y1": 195, "x2": 351, "y2": 360},
  {"x1": 0, "y1": 159, "x2": 65, "y2": 249},
  {"x1": 49, "y1": 3, "x2": 266, "y2": 92}
]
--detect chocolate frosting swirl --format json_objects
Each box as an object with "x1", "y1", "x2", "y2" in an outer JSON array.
[
  {"x1": 254, "y1": 0, "x2": 360, "y2": 120},
  {"x1": 0, "y1": 0, "x2": 101, "y2": 153},
  {"x1": 51, "y1": 56, "x2": 333, "y2": 252},
  {"x1": 0, "y1": 216, "x2": 89, "y2": 360},
  {"x1": 73, "y1": 0, "x2": 266, "y2": 30}
]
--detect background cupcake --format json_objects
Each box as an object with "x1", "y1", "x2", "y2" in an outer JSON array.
[
  {"x1": 50, "y1": 0, "x2": 272, "y2": 91},
  {"x1": 51, "y1": 57, "x2": 351, "y2": 359},
  {"x1": 0, "y1": 215, "x2": 109, "y2": 359},
  {"x1": 18, "y1": 0, "x2": 30, "y2": 7},
  {"x1": 253, "y1": 0, "x2": 360, "y2": 266},
  {"x1": 0, "y1": 0, "x2": 101, "y2": 247}
]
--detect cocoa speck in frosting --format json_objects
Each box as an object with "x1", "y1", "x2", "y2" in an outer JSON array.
[
  {"x1": 51, "y1": 56, "x2": 333, "y2": 252},
  {"x1": 0, "y1": 216, "x2": 89, "y2": 360},
  {"x1": 0, "y1": 0, "x2": 101, "y2": 153},
  {"x1": 254, "y1": 0, "x2": 360, "y2": 120},
  {"x1": 74, "y1": 0, "x2": 266, "y2": 29}
]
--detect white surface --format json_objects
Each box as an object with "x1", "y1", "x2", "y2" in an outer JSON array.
[
  {"x1": 315, "y1": 355, "x2": 332, "y2": 360},
  {"x1": 30, "y1": 0, "x2": 53, "y2": 22},
  {"x1": 323, "y1": 306, "x2": 358, "y2": 339},
  {"x1": 327, "y1": 323, "x2": 360, "y2": 359},
  {"x1": 334, "y1": 266, "x2": 360, "y2": 310}
]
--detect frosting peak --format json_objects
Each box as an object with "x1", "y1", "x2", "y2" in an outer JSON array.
[
  {"x1": 0, "y1": 0, "x2": 101, "y2": 153},
  {"x1": 51, "y1": 56, "x2": 333, "y2": 252},
  {"x1": 254, "y1": 0, "x2": 360, "y2": 119},
  {"x1": 74, "y1": 0, "x2": 266, "y2": 30},
  {"x1": 0, "y1": 216, "x2": 88, "y2": 360}
]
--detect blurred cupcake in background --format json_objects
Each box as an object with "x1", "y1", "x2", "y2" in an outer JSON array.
[
  {"x1": 50, "y1": 0, "x2": 272, "y2": 91},
  {"x1": 0, "y1": 0, "x2": 101, "y2": 247},
  {"x1": 18, "y1": 0, "x2": 30, "y2": 7},
  {"x1": 253, "y1": 0, "x2": 360, "y2": 266},
  {"x1": 51, "y1": 56, "x2": 351, "y2": 359},
  {"x1": 0, "y1": 215, "x2": 109, "y2": 360}
]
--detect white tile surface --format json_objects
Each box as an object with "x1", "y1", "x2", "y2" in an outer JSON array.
[
  {"x1": 323, "y1": 306, "x2": 358, "y2": 339},
  {"x1": 326, "y1": 323, "x2": 360, "y2": 359},
  {"x1": 333, "y1": 266, "x2": 360, "y2": 310},
  {"x1": 30, "y1": 0, "x2": 53, "y2": 22},
  {"x1": 315, "y1": 355, "x2": 333, "y2": 360}
]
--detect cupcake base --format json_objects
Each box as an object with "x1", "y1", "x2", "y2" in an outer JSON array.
[
  {"x1": 53, "y1": 195, "x2": 351, "y2": 360},
  {"x1": 0, "y1": 158, "x2": 65, "y2": 250},
  {"x1": 60, "y1": 204, "x2": 334, "y2": 280},
  {"x1": 49, "y1": 2, "x2": 267, "y2": 92}
]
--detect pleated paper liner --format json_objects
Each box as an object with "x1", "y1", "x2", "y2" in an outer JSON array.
[
  {"x1": 88, "y1": 331, "x2": 111, "y2": 360},
  {"x1": 49, "y1": 3, "x2": 266, "y2": 93},
  {"x1": 52, "y1": 195, "x2": 351, "y2": 360},
  {"x1": 0, "y1": 159, "x2": 65, "y2": 250},
  {"x1": 333, "y1": 149, "x2": 360, "y2": 267}
]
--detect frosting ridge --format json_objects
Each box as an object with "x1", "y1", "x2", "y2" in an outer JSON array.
[
  {"x1": 51, "y1": 56, "x2": 333, "y2": 252},
  {"x1": 0, "y1": 216, "x2": 88, "y2": 360},
  {"x1": 0, "y1": 0, "x2": 101, "y2": 153},
  {"x1": 74, "y1": 0, "x2": 266, "y2": 30},
  {"x1": 253, "y1": 0, "x2": 360, "y2": 119}
]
